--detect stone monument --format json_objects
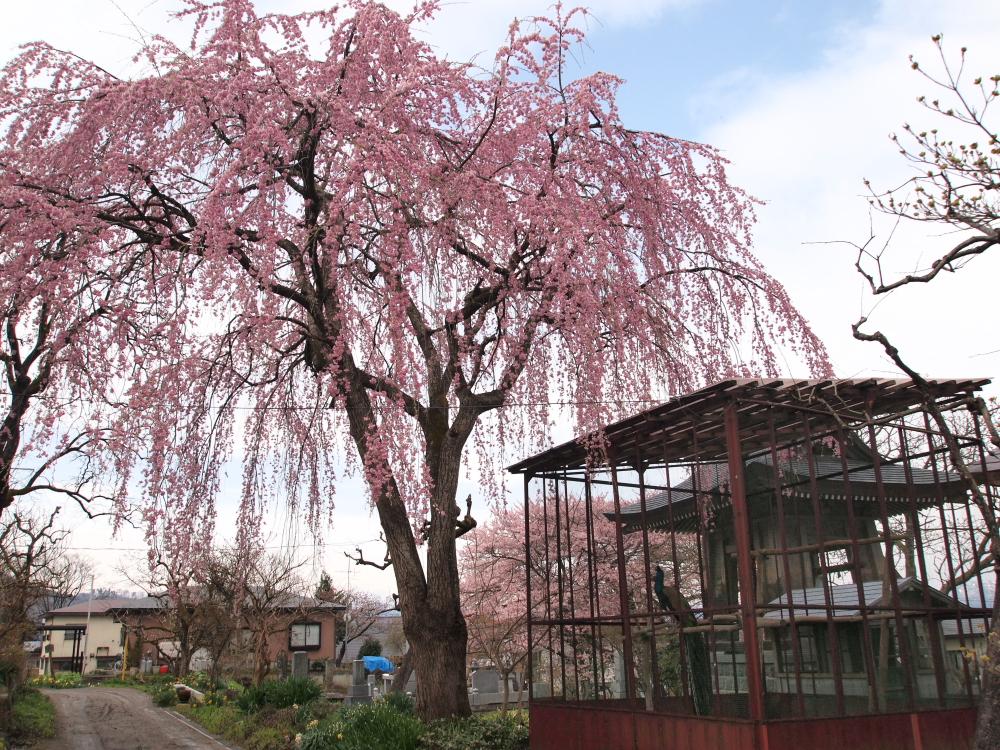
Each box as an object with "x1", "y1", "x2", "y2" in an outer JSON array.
[
  {"x1": 291, "y1": 651, "x2": 309, "y2": 680},
  {"x1": 344, "y1": 659, "x2": 371, "y2": 705}
]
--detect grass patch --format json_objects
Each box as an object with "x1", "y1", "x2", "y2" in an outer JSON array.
[
  {"x1": 173, "y1": 688, "x2": 528, "y2": 750},
  {"x1": 420, "y1": 710, "x2": 529, "y2": 750},
  {"x1": 9, "y1": 687, "x2": 57, "y2": 742},
  {"x1": 325, "y1": 701, "x2": 424, "y2": 750},
  {"x1": 26, "y1": 672, "x2": 82, "y2": 689},
  {"x1": 236, "y1": 677, "x2": 321, "y2": 712},
  {"x1": 182, "y1": 704, "x2": 243, "y2": 736}
]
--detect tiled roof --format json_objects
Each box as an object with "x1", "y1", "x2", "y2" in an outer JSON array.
[
  {"x1": 761, "y1": 577, "x2": 967, "y2": 620},
  {"x1": 614, "y1": 451, "x2": 961, "y2": 528},
  {"x1": 46, "y1": 594, "x2": 344, "y2": 618},
  {"x1": 46, "y1": 597, "x2": 163, "y2": 616}
]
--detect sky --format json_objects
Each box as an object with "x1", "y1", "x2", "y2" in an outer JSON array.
[{"x1": 3, "y1": 0, "x2": 999, "y2": 598}]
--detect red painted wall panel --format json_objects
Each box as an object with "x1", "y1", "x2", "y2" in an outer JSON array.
[{"x1": 530, "y1": 703, "x2": 977, "y2": 750}]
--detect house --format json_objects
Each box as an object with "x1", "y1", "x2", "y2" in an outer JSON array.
[
  {"x1": 42, "y1": 594, "x2": 345, "y2": 676},
  {"x1": 761, "y1": 578, "x2": 977, "y2": 704},
  {"x1": 940, "y1": 588, "x2": 995, "y2": 683},
  {"x1": 41, "y1": 597, "x2": 161, "y2": 674}
]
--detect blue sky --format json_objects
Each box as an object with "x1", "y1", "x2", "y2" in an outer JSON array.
[
  {"x1": 3, "y1": 0, "x2": 999, "y2": 595},
  {"x1": 584, "y1": 0, "x2": 881, "y2": 136}
]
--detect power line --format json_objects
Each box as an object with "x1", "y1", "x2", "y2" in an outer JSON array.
[
  {"x1": 0, "y1": 391, "x2": 669, "y2": 411},
  {"x1": 61, "y1": 538, "x2": 381, "y2": 552}
]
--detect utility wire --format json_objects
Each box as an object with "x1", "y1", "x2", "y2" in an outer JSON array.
[
  {"x1": 0, "y1": 391, "x2": 669, "y2": 410},
  {"x1": 61, "y1": 538, "x2": 381, "y2": 552}
]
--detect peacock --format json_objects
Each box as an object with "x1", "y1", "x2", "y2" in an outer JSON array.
[{"x1": 654, "y1": 566, "x2": 712, "y2": 716}]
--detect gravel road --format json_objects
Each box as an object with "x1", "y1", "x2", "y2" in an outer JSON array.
[{"x1": 36, "y1": 687, "x2": 233, "y2": 750}]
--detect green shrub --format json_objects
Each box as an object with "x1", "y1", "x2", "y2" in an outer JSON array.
[
  {"x1": 245, "y1": 726, "x2": 290, "y2": 750},
  {"x1": 190, "y1": 704, "x2": 243, "y2": 735},
  {"x1": 256, "y1": 705, "x2": 299, "y2": 730},
  {"x1": 237, "y1": 677, "x2": 321, "y2": 712},
  {"x1": 299, "y1": 723, "x2": 340, "y2": 750},
  {"x1": 226, "y1": 717, "x2": 252, "y2": 742},
  {"x1": 380, "y1": 690, "x2": 415, "y2": 715},
  {"x1": 184, "y1": 671, "x2": 218, "y2": 692},
  {"x1": 151, "y1": 683, "x2": 178, "y2": 707},
  {"x1": 9, "y1": 687, "x2": 56, "y2": 741},
  {"x1": 357, "y1": 637, "x2": 383, "y2": 658},
  {"x1": 333, "y1": 701, "x2": 423, "y2": 750},
  {"x1": 296, "y1": 697, "x2": 336, "y2": 724},
  {"x1": 420, "y1": 711, "x2": 529, "y2": 750}
]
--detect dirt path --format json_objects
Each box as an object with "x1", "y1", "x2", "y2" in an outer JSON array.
[{"x1": 36, "y1": 687, "x2": 234, "y2": 750}]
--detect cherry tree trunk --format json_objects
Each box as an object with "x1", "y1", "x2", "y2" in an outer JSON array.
[
  {"x1": 342, "y1": 368, "x2": 475, "y2": 719},
  {"x1": 405, "y1": 601, "x2": 470, "y2": 718},
  {"x1": 380, "y1": 467, "x2": 471, "y2": 718}
]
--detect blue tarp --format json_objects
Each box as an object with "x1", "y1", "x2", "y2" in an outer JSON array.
[{"x1": 362, "y1": 655, "x2": 394, "y2": 673}]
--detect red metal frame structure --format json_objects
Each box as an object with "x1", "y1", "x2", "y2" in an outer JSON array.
[{"x1": 509, "y1": 379, "x2": 994, "y2": 750}]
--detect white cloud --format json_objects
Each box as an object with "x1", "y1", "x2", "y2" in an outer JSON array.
[
  {"x1": 387, "y1": 0, "x2": 696, "y2": 64},
  {"x1": 1, "y1": 0, "x2": 696, "y2": 72},
  {"x1": 701, "y1": 0, "x2": 1000, "y2": 380}
]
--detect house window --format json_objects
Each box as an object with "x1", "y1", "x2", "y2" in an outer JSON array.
[
  {"x1": 838, "y1": 627, "x2": 864, "y2": 673},
  {"x1": 289, "y1": 622, "x2": 321, "y2": 651},
  {"x1": 63, "y1": 630, "x2": 81, "y2": 642},
  {"x1": 777, "y1": 625, "x2": 827, "y2": 673}
]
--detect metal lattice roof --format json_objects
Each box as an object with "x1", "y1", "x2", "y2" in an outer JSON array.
[{"x1": 508, "y1": 378, "x2": 989, "y2": 475}]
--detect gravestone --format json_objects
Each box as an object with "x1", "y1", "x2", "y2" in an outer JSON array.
[
  {"x1": 402, "y1": 669, "x2": 417, "y2": 695},
  {"x1": 344, "y1": 659, "x2": 371, "y2": 705},
  {"x1": 323, "y1": 658, "x2": 337, "y2": 692},
  {"x1": 276, "y1": 651, "x2": 289, "y2": 680},
  {"x1": 291, "y1": 651, "x2": 309, "y2": 680},
  {"x1": 471, "y1": 668, "x2": 500, "y2": 694}
]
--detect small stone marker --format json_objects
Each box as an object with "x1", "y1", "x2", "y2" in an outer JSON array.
[
  {"x1": 471, "y1": 668, "x2": 500, "y2": 694},
  {"x1": 345, "y1": 659, "x2": 371, "y2": 705},
  {"x1": 323, "y1": 658, "x2": 337, "y2": 692},
  {"x1": 291, "y1": 651, "x2": 309, "y2": 680},
  {"x1": 276, "y1": 651, "x2": 289, "y2": 680}
]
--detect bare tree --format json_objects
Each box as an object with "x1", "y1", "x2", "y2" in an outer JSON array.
[
  {"x1": 852, "y1": 36, "x2": 1000, "y2": 750},
  {"x1": 207, "y1": 550, "x2": 311, "y2": 685},
  {"x1": 0, "y1": 506, "x2": 90, "y2": 693},
  {"x1": 121, "y1": 551, "x2": 216, "y2": 679},
  {"x1": 334, "y1": 590, "x2": 395, "y2": 667}
]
